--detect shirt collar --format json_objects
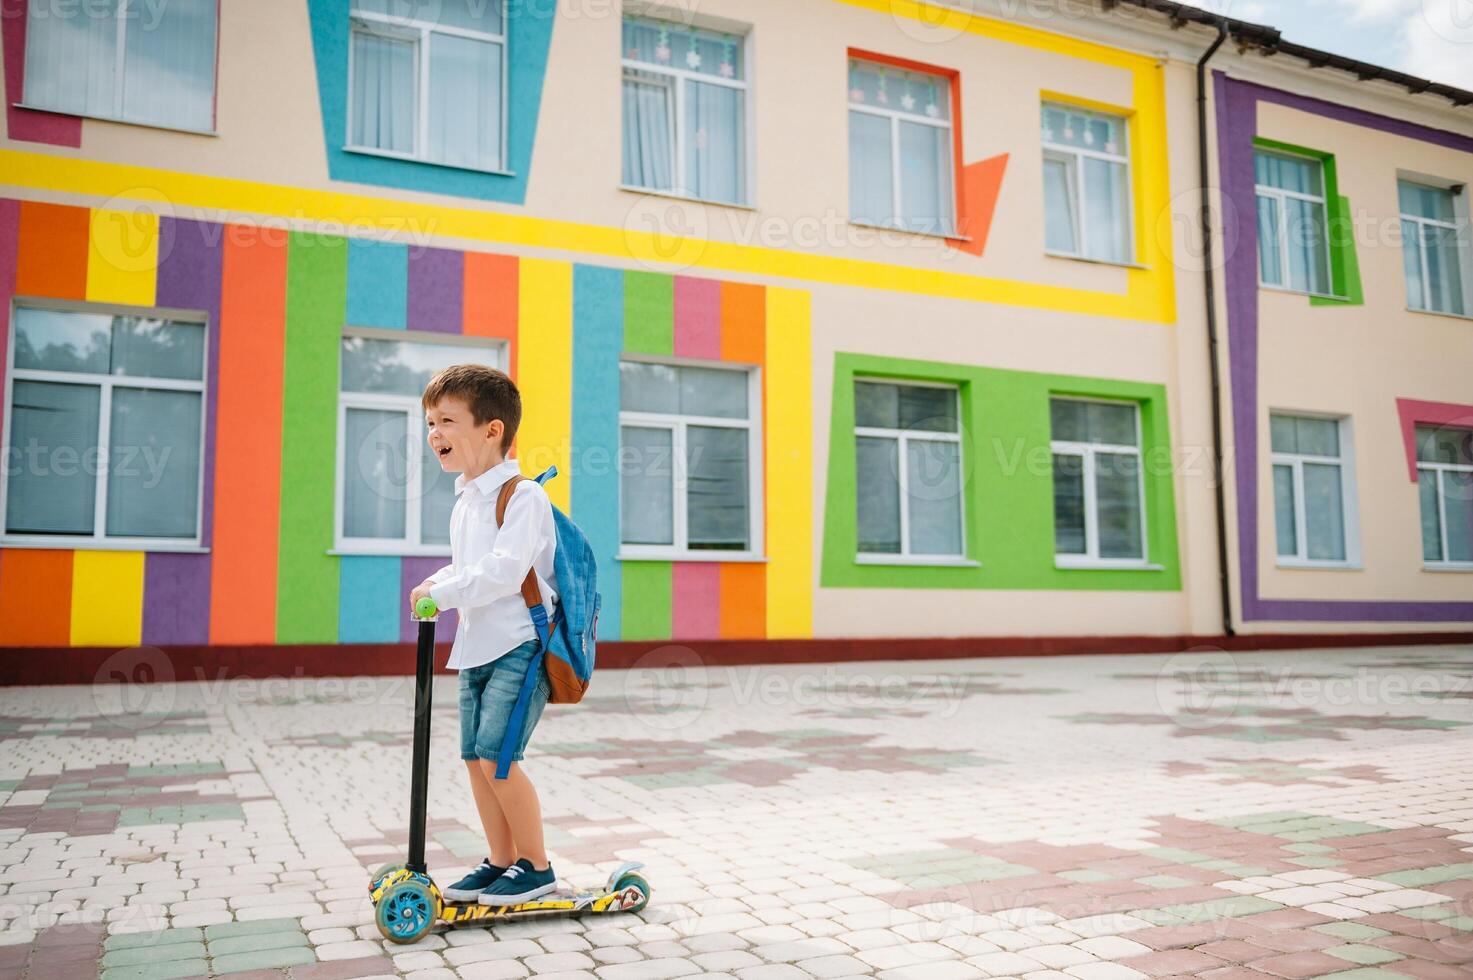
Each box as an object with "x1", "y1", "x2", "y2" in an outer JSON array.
[{"x1": 455, "y1": 458, "x2": 522, "y2": 497}]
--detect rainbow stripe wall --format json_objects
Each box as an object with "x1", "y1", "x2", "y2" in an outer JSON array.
[{"x1": 0, "y1": 198, "x2": 812, "y2": 648}]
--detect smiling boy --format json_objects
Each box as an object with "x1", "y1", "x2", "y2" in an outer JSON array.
[{"x1": 408, "y1": 364, "x2": 560, "y2": 905}]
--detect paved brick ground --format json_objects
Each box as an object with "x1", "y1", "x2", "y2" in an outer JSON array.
[{"x1": 1, "y1": 644, "x2": 1471, "y2": 980}]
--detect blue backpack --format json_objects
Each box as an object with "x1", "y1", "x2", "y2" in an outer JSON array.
[{"x1": 492, "y1": 466, "x2": 599, "y2": 779}]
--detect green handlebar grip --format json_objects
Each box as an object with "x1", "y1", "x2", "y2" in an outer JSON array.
[{"x1": 415, "y1": 596, "x2": 438, "y2": 619}]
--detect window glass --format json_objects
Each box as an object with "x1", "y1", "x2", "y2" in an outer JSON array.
[
  {"x1": 106, "y1": 388, "x2": 202, "y2": 538},
  {"x1": 619, "y1": 425, "x2": 675, "y2": 546},
  {"x1": 4, "y1": 381, "x2": 100, "y2": 535},
  {"x1": 857, "y1": 436, "x2": 901, "y2": 554},
  {"x1": 343, "y1": 408, "x2": 409, "y2": 540}
]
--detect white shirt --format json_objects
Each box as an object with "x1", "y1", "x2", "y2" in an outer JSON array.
[{"x1": 428, "y1": 459, "x2": 559, "y2": 671}]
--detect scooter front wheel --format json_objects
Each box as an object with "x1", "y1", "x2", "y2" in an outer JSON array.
[
  {"x1": 376, "y1": 879, "x2": 438, "y2": 943},
  {"x1": 612, "y1": 872, "x2": 650, "y2": 913}
]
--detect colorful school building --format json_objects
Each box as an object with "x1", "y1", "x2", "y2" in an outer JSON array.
[{"x1": 0, "y1": 1, "x2": 1470, "y2": 678}]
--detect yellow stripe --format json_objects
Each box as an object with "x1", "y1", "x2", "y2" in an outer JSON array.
[
  {"x1": 764, "y1": 288, "x2": 813, "y2": 639},
  {"x1": 515, "y1": 259, "x2": 573, "y2": 512},
  {"x1": 70, "y1": 551, "x2": 145, "y2": 646},
  {"x1": 86, "y1": 208, "x2": 159, "y2": 306}
]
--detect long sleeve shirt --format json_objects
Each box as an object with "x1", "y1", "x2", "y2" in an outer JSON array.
[{"x1": 428, "y1": 458, "x2": 559, "y2": 671}]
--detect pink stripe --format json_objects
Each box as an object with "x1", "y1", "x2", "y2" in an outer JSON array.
[
  {"x1": 1396, "y1": 398, "x2": 1473, "y2": 483},
  {"x1": 673, "y1": 277, "x2": 721, "y2": 359},
  {"x1": 671, "y1": 562, "x2": 721, "y2": 640}
]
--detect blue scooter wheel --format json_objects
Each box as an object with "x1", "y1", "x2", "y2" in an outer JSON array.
[
  {"x1": 377, "y1": 879, "x2": 438, "y2": 943},
  {"x1": 612, "y1": 872, "x2": 650, "y2": 913}
]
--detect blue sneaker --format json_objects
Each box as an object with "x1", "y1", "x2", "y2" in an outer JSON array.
[
  {"x1": 442, "y1": 858, "x2": 507, "y2": 902},
  {"x1": 477, "y1": 858, "x2": 557, "y2": 905}
]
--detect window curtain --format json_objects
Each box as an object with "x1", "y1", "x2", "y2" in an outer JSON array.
[
  {"x1": 857, "y1": 436, "x2": 901, "y2": 553},
  {"x1": 849, "y1": 112, "x2": 893, "y2": 226},
  {"x1": 899, "y1": 121, "x2": 951, "y2": 235},
  {"x1": 5, "y1": 381, "x2": 100, "y2": 535},
  {"x1": 428, "y1": 32, "x2": 501, "y2": 169},
  {"x1": 106, "y1": 388, "x2": 202, "y2": 538},
  {"x1": 344, "y1": 408, "x2": 408, "y2": 539},
  {"x1": 622, "y1": 71, "x2": 674, "y2": 190},
  {"x1": 1084, "y1": 157, "x2": 1129, "y2": 262},
  {"x1": 1043, "y1": 155, "x2": 1077, "y2": 253},
  {"x1": 619, "y1": 426, "x2": 674, "y2": 545},
  {"x1": 121, "y1": 0, "x2": 216, "y2": 131},
  {"x1": 686, "y1": 426, "x2": 747, "y2": 549},
  {"x1": 905, "y1": 440, "x2": 962, "y2": 554},
  {"x1": 1423, "y1": 224, "x2": 1467, "y2": 315},
  {"x1": 685, "y1": 80, "x2": 744, "y2": 203},
  {"x1": 1273, "y1": 464, "x2": 1298, "y2": 556},
  {"x1": 351, "y1": 27, "x2": 416, "y2": 154},
  {"x1": 23, "y1": 0, "x2": 119, "y2": 118}
]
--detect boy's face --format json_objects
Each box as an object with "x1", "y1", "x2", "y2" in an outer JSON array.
[{"x1": 425, "y1": 396, "x2": 504, "y2": 476}]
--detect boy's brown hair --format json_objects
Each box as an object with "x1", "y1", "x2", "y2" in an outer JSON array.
[{"x1": 422, "y1": 364, "x2": 520, "y2": 451}]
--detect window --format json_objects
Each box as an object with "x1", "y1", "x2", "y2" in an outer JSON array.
[
  {"x1": 348, "y1": 0, "x2": 505, "y2": 172},
  {"x1": 618, "y1": 360, "x2": 758, "y2": 557},
  {"x1": 21, "y1": 0, "x2": 218, "y2": 132},
  {"x1": 1051, "y1": 398, "x2": 1145, "y2": 565},
  {"x1": 1255, "y1": 150, "x2": 1332, "y2": 295},
  {"x1": 853, "y1": 381, "x2": 964, "y2": 560},
  {"x1": 337, "y1": 330, "x2": 499, "y2": 553},
  {"x1": 848, "y1": 58, "x2": 955, "y2": 236},
  {"x1": 1417, "y1": 424, "x2": 1473, "y2": 567},
  {"x1": 1270, "y1": 415, "x2": 1355, "y2": 565},
  {"x1": 1041, "y1": 104, "x2": 1132, "y2": 264},
  {"x1": 3, "y1": 306, "x2": 207, "y2": 548},
  {"x1": 622, "y1": 17, "x2": 747, "y2": 206},
  {"x1": 1400, "y1": 181, "x2": 1468, "y2": 316}
]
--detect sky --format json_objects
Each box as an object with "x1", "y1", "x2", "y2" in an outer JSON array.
[{"x1": 1184, "y1": 0, "x2": 1473, "y2": 90}]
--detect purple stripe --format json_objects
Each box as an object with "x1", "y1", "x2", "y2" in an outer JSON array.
[
  {"x1": 400, "y1": 556, "x2": 458, "y2": 644},
  {"x1": 144, "y1": 217, "x2": 224, "y2": 646},
  {"x1": 1233, "y1": 76, "x2": 1473, "y2": 154},
  {"x1": 407, "y1": 247, "x2": 463, "y2": 334},
  {"x1": 1215, "y1": 73, "x2": 1473, "y2": 624}
]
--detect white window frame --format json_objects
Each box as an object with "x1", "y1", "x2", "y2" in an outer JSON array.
[
  {"x1": 617, "y1": 355, "x2": 763, "y2": 562},
  {"x1": 620, "y1": 15, "x2": 753, "y2": 207},
  {"x1": 0, "y1": 300, "x2": 210, "y2": 553},
  {"x1": 1399, "y1": 179, "x2": 1470, "y2": 317},
  {"x1": 1255, "y1": 149, "x2": 1336, "y2": 298},
  {"x1": 1417, "y1": 425, "x2": 1473, "y2": 571},
  {"x1": 1051, "y1": 397, "x2": 1149, "y2": 569},
  {"x1": 1269, "y1": 413, "x2": 1361, "y2": 569},
  {"x1": 19, "y1": 0, "x2": 220, "y2": 135},
  {"x1": 332, "y1": 326, "x2": 504, "y2": 557},
  {"x1": 1041, "y1": 104, "x2": 1134, "y2": 264},
  {"x1": 346, "y1": 1, "x2": 509, "y2": 174},
  {"x1": 847, "y1": 58, "x2": 956, "y2": 237},
  {"x1": 852, "y1": 378, "x2": 968, "y2": 565}
]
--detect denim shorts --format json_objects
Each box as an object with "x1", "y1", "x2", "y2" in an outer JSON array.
[{"x1": 458, "y1": 640, "x2": 549, "y2": 764}]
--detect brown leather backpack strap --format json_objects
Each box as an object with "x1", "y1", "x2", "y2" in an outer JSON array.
[{"x1": 495, "y1": 474, "x2": 545, "y2": 612}]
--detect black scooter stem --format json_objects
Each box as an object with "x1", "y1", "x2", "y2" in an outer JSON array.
[{"x1": 407, "y1": 615, "x2": 436, "y2": 875}]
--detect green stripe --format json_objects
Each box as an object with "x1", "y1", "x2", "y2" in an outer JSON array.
[
  {"x1": 620, "y1": 561, "x2": 671, "y2": 640},
  {"x1": 623, "y1": 271, "x2": 673, "y2": 355},
  {"x1": 277, "y1": 232, "x2": 347, "y2": 642}
]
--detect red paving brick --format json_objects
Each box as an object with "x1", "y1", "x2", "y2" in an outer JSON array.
[
  {"x1": 1249, "y1": 950, "x2": 1360, "y2": 978},
  {"x1": 1394, "y1": 958, "x2": 1473, "y2": 979},
  {"x1": 1371, "y1": 934, "x2": 1465, "y2": 963},
  {"x1": 291, "y1": 956, "x2": 396, "y2": 979},
  {"x1": 1243, "y1": 929, "x2": 1342, "y2": 953},
  {"x1": 1196, "y1": 939, "x2": 1275, "y2": 963}
]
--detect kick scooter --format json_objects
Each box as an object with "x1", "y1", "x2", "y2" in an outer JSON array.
[{"x1": 368, "y1": 596, "x2": 650, "y2": 944}]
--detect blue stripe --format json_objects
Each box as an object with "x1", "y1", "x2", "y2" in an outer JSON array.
[
  {"x1": 338, "y1": 556, "x2": 402, "y2": 643},
  {"x1": 346, "y1": 239, "x2": 408, "y2": 329},
  {"x1": 571, "y1": 265, "x2": 623, "y2": 641}
]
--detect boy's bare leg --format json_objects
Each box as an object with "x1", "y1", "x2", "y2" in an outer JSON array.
[
  {"x1": 465, "y1": 761, "x2": 517, "y2": 867},
  {"x1": 477, "y1": 760, "x2": 548, "y2": 869}
]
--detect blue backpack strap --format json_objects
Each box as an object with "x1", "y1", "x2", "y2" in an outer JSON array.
[{"x1": 495, "y1": 642, "x2": 545, "y2": 780}]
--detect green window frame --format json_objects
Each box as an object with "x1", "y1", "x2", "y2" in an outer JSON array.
[
  {"x1": 821, "y1": 352, "x2": 1180, "y2": 591},
  {"x1": 1252, "y1": 137, "x2": 1364, "y2": 307}
]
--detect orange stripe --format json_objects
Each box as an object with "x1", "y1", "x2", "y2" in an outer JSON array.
[
  {"x1": 0, "y1": 550, "x2": 74, "y2": 646},
  {"x1": 208, "y1": 226, "x2": 288, "y2": 644},
  {"x1": 464, "y1": 251, "x2": 519, "y2": 379},
  {"x1": 719, "y1": 282, "x2": 765, "y2": 365},
  {"x1": 15, "y1": 201, "x2": 88, "y2": 299},
  {"x1": 719, "y1": 563, "x2": 766, "y2": 639}
]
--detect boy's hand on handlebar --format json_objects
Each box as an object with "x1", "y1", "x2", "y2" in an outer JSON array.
[{"x1": 410, "y1": 581, "x2": 434, "y2": 614}]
